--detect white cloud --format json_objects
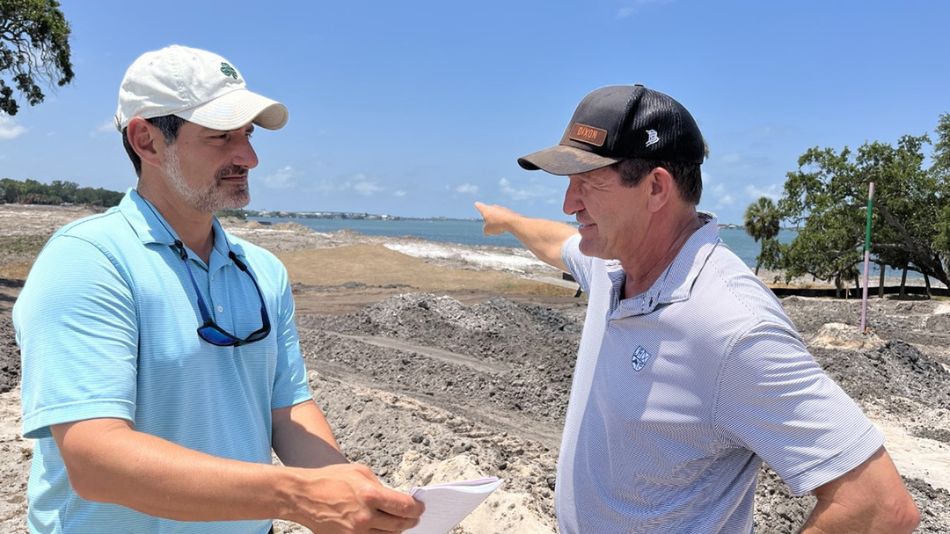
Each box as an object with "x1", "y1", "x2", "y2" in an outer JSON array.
[
  {"x1": 454, "y1": 183, "x2": 479, "y2": 195},
  {"x1": 353, "y1": 179, "x2": 383, "y2": 196},
  {"x1": 498, "y1": 177, "x2": 560, "y2": 202},
  {"x1": 308, "y1": 173, "x2": 386, "y2": 196},
  {"x1": 0, "y1": 114, "x2": 26, "y2": 140},
  {"x1": 393, "y1": 190, "x2": 407, "y2": 197},
  {"x1": 92, "y1": 118, "x2": 117, "y2": 136},
  {"x1": 711, "y1": 183, "x2": 735, "y2": 207},
  {"x1": 617, "y1": 0, "x2": 673, "y2": 18},
  {"x1": 311, "y1": 179, "x2": 348, "y2": 194},
  {"x1": 262, "y1": 166, "x2": 298, "y2": 189},
  {"x1": 744, "y1": 183, "x2": 782, "y2": 201},
  {"x1": 618, "y1": 7, "x2": 636, "y2": 17}
]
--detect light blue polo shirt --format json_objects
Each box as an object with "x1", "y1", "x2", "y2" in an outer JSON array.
[
  {"x1": 14, "y1": 189, "x2": 312, "y2": 533},
  {"x1": 556, "y1": 214, "x2": 884, "y2": 534}
]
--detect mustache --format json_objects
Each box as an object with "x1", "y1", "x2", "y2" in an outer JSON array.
[{"x1": 215, "y1": 166, "x2": 248, "y2": 180}]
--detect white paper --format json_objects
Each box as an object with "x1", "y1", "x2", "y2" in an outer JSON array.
[{"x1": 404, "y1": 477, "x2": 503, "y2": 534}]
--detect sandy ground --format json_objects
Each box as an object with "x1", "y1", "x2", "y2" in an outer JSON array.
[{"x1": 1, "y1": 204, "x2": 949, "y2": 533}]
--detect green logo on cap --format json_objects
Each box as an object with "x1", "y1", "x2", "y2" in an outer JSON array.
[{"x1": 220, "y1": 62, "x2": 238, "y2": 80}]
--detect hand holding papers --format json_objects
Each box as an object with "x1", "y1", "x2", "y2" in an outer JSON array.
[{"x1": 404, "y1": 477, "x2": 503, "y2": 534}]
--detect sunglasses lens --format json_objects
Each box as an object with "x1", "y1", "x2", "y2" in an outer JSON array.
[
  {"x1": 198, "y1": 325, "x2": 239, "y2": 346},
  {"x1": 181, "y1": 247, "x2": 271, "y2": 348},
  {"x1": 246, "y1": 329, "x2": 269, "y2": 343}
]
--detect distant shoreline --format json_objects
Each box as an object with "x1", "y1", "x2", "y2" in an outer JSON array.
[{"x1": 0, "y1": 203, "x2": 945, "y2": 293}]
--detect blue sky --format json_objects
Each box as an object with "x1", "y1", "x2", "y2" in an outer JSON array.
[{"x1": 1, "y1": 1, "x2": 948, "y2": 224}]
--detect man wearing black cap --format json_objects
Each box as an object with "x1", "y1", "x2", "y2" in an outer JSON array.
[{"x1": 476, "y1": 84, "x2": 918, "y2": 533}]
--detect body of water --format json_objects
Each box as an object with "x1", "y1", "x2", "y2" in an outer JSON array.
[
  {"x1": 252, "y1": 216, "x2": 929, "y2": 281},
  {"x1": 252, "y1": 216, "x2": 796, "y2": 270}
]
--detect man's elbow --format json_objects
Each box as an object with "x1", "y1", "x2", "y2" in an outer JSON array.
[
  {"x1": 884, "y1": 490, "x2": 921, "y2": 533},
  {"x1": 61, "y1": 455, "x2": 111, "y2": 502},
  {"x1": 52, "y1": 420, "x2": 129, "y2": 503}
]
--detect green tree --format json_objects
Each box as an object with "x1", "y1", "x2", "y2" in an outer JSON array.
[
  {"x1": 937, "y1": 204, "x2": 950, "y2": 262},
  {"x1": 778, "y1": 146, "x2": 863, "y2": 291},
  {"x1": 1, "y1": 178, "x2": 20, "y2": 202},
  {"x1": 779, "y1": 122, "x2": 949, "y2": 292},
  {"x1": 0, "y1": 177, "x2": 121, "y2": 206},
  {"x1": 0, "y1": 0, "x2": 74, "y2": 115},
  {"x1": 743, "y1": 196, "x2": 781, "y2": 275},
  {"x1": 931, "y1": 114, "x2": 950, "y2": 274}
]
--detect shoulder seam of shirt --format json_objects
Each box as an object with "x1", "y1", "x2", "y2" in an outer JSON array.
[
  {"x1": 52, "y1": 233, "x2": 137, "y2": 295},
  {"x1": 56, "y1": 209, "x2": 121, "y2": 235}
]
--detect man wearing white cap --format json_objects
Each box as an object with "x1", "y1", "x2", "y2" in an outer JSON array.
[{"x1": 14, "y1": 45, "x2": 423, "y2": 533}]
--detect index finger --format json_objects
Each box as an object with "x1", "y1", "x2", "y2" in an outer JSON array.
[{"x1": 474, "y1": 201, "x2": 490, "y2": 219}]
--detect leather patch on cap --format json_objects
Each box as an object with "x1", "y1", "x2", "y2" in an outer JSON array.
[{"x1": 568, "y1": 123, "x2": 607, "y2": 147}]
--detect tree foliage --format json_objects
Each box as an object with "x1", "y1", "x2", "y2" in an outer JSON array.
[
  {"x1": 0, "y1": 0, "x2": 74, "y2": 115},
  {"x1": 933, "y1": 114, "x2": 950, "y2": 261},
  {"x1": 777, "y1": 117, "x2": 950, "y2": 290},
  {"x1": 0, "y1": 177, "x2": 122, "y2": 206},
  {"x1": 743, "y1": 196, "x2": 781, "y2": 275}
]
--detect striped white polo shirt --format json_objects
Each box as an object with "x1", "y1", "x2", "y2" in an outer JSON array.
[
  {"x1": 556, "y1": 215, "x2": 883, "y2": 533},
  {"x1": 15, "y1": 189, "x2": 312, "y2": 533}
]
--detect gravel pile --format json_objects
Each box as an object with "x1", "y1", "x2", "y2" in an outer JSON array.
[
  {"x1": 814, "y1": 340, "x2": 950, "y2": 414},
  {"x1": 0, "y1": 312, "x2": 20, "y2": 394},
  {"x1": 302, "y1": 293, "x2": 582, "y2": 425}
]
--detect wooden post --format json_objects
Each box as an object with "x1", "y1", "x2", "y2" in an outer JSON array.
[{"x1": 860, "y1": 182, "x2": 874, "y2": 333}]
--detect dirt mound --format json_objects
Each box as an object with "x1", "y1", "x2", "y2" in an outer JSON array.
[
  {"x1": 296, "y1": 372, "x2": 560, "y2": 533},
  {"x1": 753, "y1": 465, "x2": 815, "y2": 533},
  {"x1": 392, "y1": 453, "x2": 553, "y2": 533},
  {"x1": 0, "y1": 313, "x2": 19, "y2": 394},
  {"x1": 808, "y1": 322, "x2": 886, "y2": 351},
  {"x1": 927, "y1": 313, "x2": 950, "y2": 332},
  {"x1": 904, "y1": 478, "x2": 950, "y2": 533},
  {"x1": 321, "y1": 292, "x2": 582, "y2": 355},
  {"x1": 303, "y1": 294, "x2": 582, "y2": 425},
  {"x1": 815, "y1": 340, "x2": 950, "y2": 416}
]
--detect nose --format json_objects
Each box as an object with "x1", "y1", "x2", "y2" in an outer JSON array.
[
  {"x1": 233, "y1": 135, "x2": 259, "y2": 170},
  {"x1": 563, "y1": 176, "x2": 583, "y2": 216}
]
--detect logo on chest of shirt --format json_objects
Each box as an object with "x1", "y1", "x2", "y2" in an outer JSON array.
[{"x1": 631, "y1": 345, "x2": 652, "y2": 371}]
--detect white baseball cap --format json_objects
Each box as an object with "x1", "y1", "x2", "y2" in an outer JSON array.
[{"x1": 115, "y1": 45, "x2": 288, "y2": 132}]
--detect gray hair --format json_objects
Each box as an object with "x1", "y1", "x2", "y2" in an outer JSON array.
[{"x1": 121, "y1": 115, "x2": 187, "y2": 177}]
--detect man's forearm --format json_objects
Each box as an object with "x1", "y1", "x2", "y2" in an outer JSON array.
[
  {"x1": 273, "y1": 400, "x2": 348, "y2": 468},
  {"x1": 475, "y1": 202, "x2": 577, "y2": 271},
  {"x1": 799, "y1": 448, "x2": 919, "y2": 534},
  {"x1": 54, "y1": 418, "x2": 299, "y2": 522},
  {"x1": 507, "y1": 217, "x2": 577, "y2": 271},
  {"x1": 54, "y1": 417, "x2": 425, "y2": 531}
]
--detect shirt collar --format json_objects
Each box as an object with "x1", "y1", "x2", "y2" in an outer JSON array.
[
  {"x1": 119, "y1": 188, "x2": 237, "y2": 264},
  {"x1": 609, "y1": 212, "x2": 721, "y2": 318}
]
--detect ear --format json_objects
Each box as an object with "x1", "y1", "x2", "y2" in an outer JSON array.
[
  {"x1": 126, "y1": 117, "x2": 164, "y2": 171},
  {"x1": 646, "y1": 167, "x2": 675, "y2": 213}
]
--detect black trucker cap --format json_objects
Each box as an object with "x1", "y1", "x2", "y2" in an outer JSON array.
[{"x1": 517, "y1": 84, "x2": 706, "y2": 175}]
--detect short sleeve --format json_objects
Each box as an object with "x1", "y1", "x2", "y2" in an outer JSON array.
[
  {"x1": 15, "y1": 235, "x2": 139, "y2": 439},
  {"x1": 268, "y1": 264, "x2": 312, "y2": 410},
  {"x1": 713, "y1": 321, "x2": 884, "y2": 495},
  {"x1": 561, "y1": 234, "x2": 594, "y2": 294}
]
